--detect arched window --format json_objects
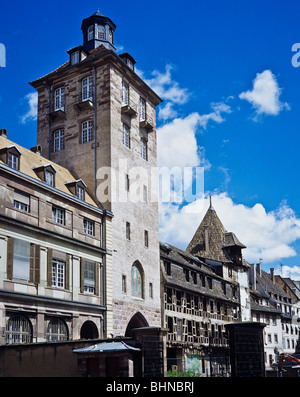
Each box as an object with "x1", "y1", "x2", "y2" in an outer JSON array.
[
  {"x1": 131, "y1": 262, "x2": 143, "y2": 298},
  {"x1": 96, "y1": 24, "x2": 105, "y2": 40},
  {"x1": 87, "y1": 25, "x2": 94, "y2": 41},
  {"x1": 108, "y1": 28, "x2": 113, "y2": 44},
  {"x1": 46, "y1": 318, "x2": 68, "y2": 342},
  {"x1": 5, "y1": 314, "x2": 32, "y2": 344}
]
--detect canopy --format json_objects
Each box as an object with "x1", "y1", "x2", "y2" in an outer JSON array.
[{"x1": 73, "y1": 340, "x2": 140, "y2": 353}]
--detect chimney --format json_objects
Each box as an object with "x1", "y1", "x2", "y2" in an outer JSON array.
[
  {"x1": 30, "y1": 145, "x2": 42, "y2": 155},
  {"x1": 256, "y1": 263, "x2": 261, "y2": 277},
  {"x1": 250, "y1": 263, "x2": 256, "y2": 289},
  {"x1": 270, "y1": 268, "x2": 274, "y2": 283},
  {"x1": 0, "y1": 128, "x2": 7, "y2": 138}
]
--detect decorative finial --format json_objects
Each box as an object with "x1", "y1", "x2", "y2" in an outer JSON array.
[{"x1": 209, "y1": 195, "x2": 214, "y2": 209}]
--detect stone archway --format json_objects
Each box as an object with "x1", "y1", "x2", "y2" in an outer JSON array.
[
  {"x1": 125, "y1": 312, "x2": 149, "y2": 337},
  {"x1": 80, "y1": 320, "x2": 99, "y2": 340}
]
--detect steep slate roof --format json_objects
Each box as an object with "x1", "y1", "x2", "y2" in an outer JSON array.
[
  {"x1": 29, "y1": 44, "x2": 162, "y2": 106},
  {"x1": 186, "y1": 199, "x2": 246, "y2": 264},
  {"x1": 0, "y1": 135, "x2": 99, "y2": 208},
  {"x1": 160, "y1": 242, "x2": 239, "y2": 303}
]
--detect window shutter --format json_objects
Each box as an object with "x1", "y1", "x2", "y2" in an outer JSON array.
[
  {"x1": 30, "y1": 244, "x2": 35, "y2": 283},
  {"x1": 35, "y1": 245, "x2": 40, "y2": 284},
  {"x1": 95, "y1": 262, "x2": 100, "y2": 297},
  {"x1": 47, "y1": 248, "x2": 53, "y2": 287},
  {"x1": 7, "y1": 237, "x2": 14, "y2": 280},
  {"x1": 80, "y1": 258, "x2": 84, "y2": 293},
  {"x1": 65, "y1": 254, "x2": 70, "y2": 290}
]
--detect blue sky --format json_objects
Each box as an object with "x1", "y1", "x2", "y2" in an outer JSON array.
[{"x1": 1, "y1": 0, "x2": 300, "y2": 278}]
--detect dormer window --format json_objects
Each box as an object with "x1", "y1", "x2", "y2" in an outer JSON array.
[
  {"x1": 65, "y1": 179, "x2": 87, "y2": 201},
  {"x1": 8, "y1": 152, "x2": 19, "y2": 170},
  {"x1": 45, "y1": 170, "x2": 54, "y2": 186},
  {"x1": 0, "y1": 145, "x2": 22, "y2": 171},
  {"x1": 33, "y1": 164, "x2": 56, "y2": 187},
  {"x1": 68, "y1": 46, "x2": 88, "y2": 66},
  {"x1": 71, "y1": 51, "x2": 80, "y2": 65},
  {"x1": 119, "y1": 53, "x2": 136, "y2": 71}
]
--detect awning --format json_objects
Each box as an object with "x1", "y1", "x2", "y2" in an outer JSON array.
[{"x1": 73, "y1": 340, "x2": 141, "y2": 353}]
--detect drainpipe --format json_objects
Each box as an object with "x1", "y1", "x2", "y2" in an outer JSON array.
[
  {"x1": 92, "y1": 60, "x2": 108, "y2": 336},
  {"x1": 46, "y1": 78, "x2": 51, "y2": 160}
]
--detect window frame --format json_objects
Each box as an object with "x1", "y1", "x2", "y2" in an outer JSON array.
[
  {"x1": 52, "y1": 206, "x2": 65, "y2": 225},
  {"x1": 53, "y1": 129, "x2": 64, "y2": 152},
  {"x1": 82, "y1": 120, "x2": 93, "y2": 143},
  {"x1": 45, "y1": 170, "x2": 54, "y2": 187},
  {"x1": 122, "y1": 82, "x2": 129, "y2": 105},
  {"x1": 122, "y1": 123, "x2": 130, "y2": 148},
  {"x1": 140, "y1": 98, "x2": 146, "y2": 121},
  {"x1": 82, "y1": 76, "x2": 93, "y2": 102},
  {"x1": 52, "y1": 258, "x2": 65, "y2": 289},
  {"x1": 13, "y1": 239, "x2": 30, "y2": 281},
  {"x1": 83, "y1": 260, "x2": 96, "y2": 294},
  {"x1": 8, "y1": 152, "x2": 19, "y2": 170},
  {"x1": 54, "y1": 87, "x2": 65, "y2": 111},
  {"x1": 83, "y1": 218, "x2": 95, "y2": 236},
  {"x1": 141, "y1": 138, "x2": 147, "y2": 160}
]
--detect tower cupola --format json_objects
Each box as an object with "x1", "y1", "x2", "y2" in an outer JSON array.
[{"x1": 81, "y1": 10, "x2": 116, "y2": 52}]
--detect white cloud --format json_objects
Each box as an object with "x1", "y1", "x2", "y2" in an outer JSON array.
[
  {"x1": 159, "y1": 193, "x2": 300, "y2": 265},
  {"x1": 274, "y1": 265, "x2": 300, "y2": 281},
  {"x1": 239, "y1": 70, "x2": 290, "y2": 119},
  {"x1": 145, "y1": 64, "x2": 190, "y2": 105},
  {"x1": 20, "y1": 92, "x2": 38, "y2": 124},
  {"x1": 157, "y1": 101, "x2": 232, "y2": 169}
]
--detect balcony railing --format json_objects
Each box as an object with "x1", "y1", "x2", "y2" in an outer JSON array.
[
  {"x1": 75, "y1": 91, "x2": 94, "y2": 111},
  {"x1": 47, "y1": 103, "x2": 66, "y2": 120},
  {"x1": 121, "y1": 99, "x2": 137, "y2": 116},
  {"x1": 139, "y1": 115, "x2": 154, "y2": 131}
]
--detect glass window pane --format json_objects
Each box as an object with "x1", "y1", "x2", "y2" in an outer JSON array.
[{"x1": 13, "y1": 239, "x2": 30, "y2": 280}]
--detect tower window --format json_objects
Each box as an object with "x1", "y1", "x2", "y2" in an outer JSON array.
[
  {"x1": 96, "y1": 24, "x2": 105, "y2": 40},
  {"x1": 82, "y1": 77, "x2": 93, "y2": 102},
  {"x1": 141, "y1": 138, "x2": 147, "y2": 160},
  {"x1": 108, "y1": 28, "x2": 113, "y2": 44},
  {"x1": 140, "y1": 98, "x2": 146, "y2": 121},
  {"x1": 122, "y1": 124, "x2": 130, "y2": 148},
  {"x1": 131, "y1": 262, "x2": 143, "y2": 298},
  {"x1": 82, "y1": 120, "x2": 93, "y2": 143},
  {"x1": 54, "y1": 87, "x2": 65, "y2": 111},
  {"x1": 53, "y1": 129, "x2": 64, "y2": 152},
  {"x1": 87, "y1": 25, "x2": 94, "y2": 41},
  {"x1": 144, "y1": 230, "x2": 149, "y2": 247},
  {"x1": 126, "y1": 222, "x2": 131, "y2": 240},
  {"x1": 122, "y1": 82, "x2": 129, "y2": 105}
]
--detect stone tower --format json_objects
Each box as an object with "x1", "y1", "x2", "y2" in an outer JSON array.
[
  {"x1": 30, "y1": 11, "x2": 162, "y2": 336},
  {"x1": 187, "y1": 198, "x2": 251, "y2": 321}
]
